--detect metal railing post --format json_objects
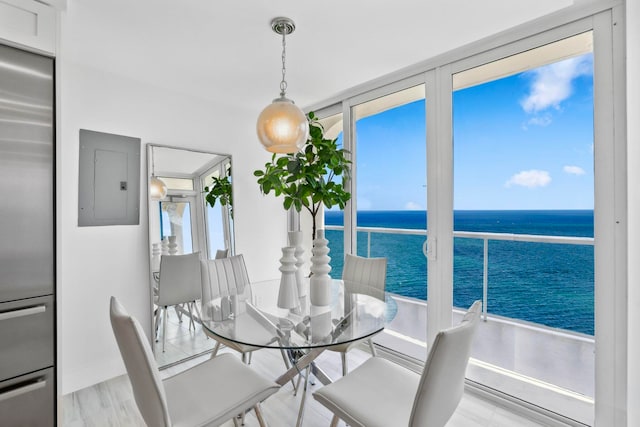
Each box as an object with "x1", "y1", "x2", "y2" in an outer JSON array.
[{"x1": 483, "y1": 238, "x2": 488, "y2": 321}]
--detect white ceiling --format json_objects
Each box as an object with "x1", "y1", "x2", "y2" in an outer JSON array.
[{"x1": 66, "y1": 0, "x2": 578, "y2": 117}]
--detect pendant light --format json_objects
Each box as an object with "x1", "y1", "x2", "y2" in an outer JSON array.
[
  {"x1": 149, "y1": 146, "x2": 167, "y2": 200},
  {"x1": 256, "y1": 17, "x2": 309, "y2": 154}
]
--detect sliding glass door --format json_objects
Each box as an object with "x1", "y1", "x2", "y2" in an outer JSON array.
[
  {"x1": 350, "y1": 85, "x2": 428, "y2": 359},
  {"x1": 452, "y1": 32, "x2": 595, "y2": 424},
  {"x1": 311, "y1": 8, "x2": 623, "y2": 425}
]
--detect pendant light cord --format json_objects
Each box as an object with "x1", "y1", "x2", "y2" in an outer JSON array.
[{"x1": 280, "y1": 24, "x2": 288, "y2": 97}]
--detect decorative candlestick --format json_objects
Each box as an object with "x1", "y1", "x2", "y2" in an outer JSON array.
[
  {"x1": 151, "y1": 242, "x2": 161, "y2": 271},
  {"x1": 277, "y1": 246, "x2": 299, "y2": 309},
  {"x1": 167, "y1": 235, "x2": 178, "y2": 255},
  {"x1": 288, "y1": 230, "x2": 307, "y2": 297}
]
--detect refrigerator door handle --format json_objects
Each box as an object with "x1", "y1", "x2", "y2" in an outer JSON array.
[
  {"x1": 0, "y1": 305, "x2": 46, "y2": 321},
  {"x1": 0, "y1": 379, "x2": 47, "y2": 403}
]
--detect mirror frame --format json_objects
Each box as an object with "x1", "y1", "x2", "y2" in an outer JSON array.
[{"x1": 145, "y1": 143, "x2": 234, "y2": 368}]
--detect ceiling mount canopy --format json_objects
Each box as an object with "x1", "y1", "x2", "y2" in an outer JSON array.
[
  {"x1": 256, "y1": 16, "x2": 309, "y2": 154},
  {"x1": 271, "y1": 16, "x2": 295, "y2": 36}
]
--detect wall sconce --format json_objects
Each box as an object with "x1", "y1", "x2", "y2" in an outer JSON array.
[{"x1": 149, "y1": 146, "x2": 167, "y2": 200}]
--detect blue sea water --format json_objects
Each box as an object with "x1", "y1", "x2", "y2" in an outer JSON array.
[{"x1": 325, "y1": 210, "x2": 594, "y2": 336}]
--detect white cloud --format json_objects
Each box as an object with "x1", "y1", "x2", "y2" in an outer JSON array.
[
  {"x1": 525, "y1": 114, "x2": 553, "y2": 128},
  {"x1": 505, "y1": 170, "x2": 551, "y2": 188},
  {"x1": 405, "y1": 201, "x2": 423, "y2": 210},
  {"x1": 520, "y1": 56, "x2": 592, "y2": 113},
  {"x1": 564, "y1": 165, "x2": 585, "y2": 175}
]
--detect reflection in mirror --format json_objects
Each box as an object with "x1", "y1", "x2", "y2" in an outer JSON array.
[{"x1": 147, "y1": 144, "x2": 234, "y2": 368}]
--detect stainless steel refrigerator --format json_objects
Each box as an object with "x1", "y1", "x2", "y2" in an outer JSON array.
[{"x1": 0, "y1": 43, "x2": 56, "y2": 425}]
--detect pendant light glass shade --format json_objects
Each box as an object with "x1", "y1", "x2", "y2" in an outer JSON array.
[
  {"x1": 257, "y1": 96, "x2": 309, "y2": 153},
  {"x1": 149, "y1": 175, "x2": 167, "y2": 200},
  {"x1": 257, "y1": 17, "x2": 309, "y2": 154}
]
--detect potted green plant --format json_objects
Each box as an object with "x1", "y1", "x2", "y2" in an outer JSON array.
[
  {"x1": 203, "y1": 166, "x2": 233, "y2": 218},
  {"x1": 254, "y1": 112, "x2": 351, "y2": 240}
]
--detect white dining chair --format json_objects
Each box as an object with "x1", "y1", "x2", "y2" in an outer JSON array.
[
  {"x1": 200, "y1": 254, "x2": 297, "y2": 390},
  {"x1": 110, "y1": 296, "x2": 279, "y2": 427},
  {"x1": 200, "y1": 254, "x2": 254, "y2": 361},
  {"x1": 327, "y1": 254, "x2": 387, "y2": 375},
  {"x1": 313, "y1": 300, "x2": 482, "y2": 427},
  {"x1": 155, "y1": 252, "x2": 202, "y2": 352}
]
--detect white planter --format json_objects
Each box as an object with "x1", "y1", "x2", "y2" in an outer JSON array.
[{"x1": 310, "y1": 229, "x2": 332, "y2": 306}]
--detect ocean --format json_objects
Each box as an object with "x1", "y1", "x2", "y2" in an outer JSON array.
[{"x1": 324, "y1": 210, "x2": 594, "y2": 336}]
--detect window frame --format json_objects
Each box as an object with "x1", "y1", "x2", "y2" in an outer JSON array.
[{"x1": 305, "y1": 6, "x2": 626, "y2": 425}]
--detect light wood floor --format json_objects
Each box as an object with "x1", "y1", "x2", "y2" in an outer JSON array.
[{"x1": 62, "y1": 345, "x2": 555, "y2": 427}]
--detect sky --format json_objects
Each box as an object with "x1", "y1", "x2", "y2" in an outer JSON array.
[{"x1": 350, "y1": 52, "x2": 594, "y2": 211}]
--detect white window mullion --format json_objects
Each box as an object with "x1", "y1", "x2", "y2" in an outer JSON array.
[
  {"x1": 593, "y1": 7, "x2": 627, "y2": 426},
  {"x1": 426, "y1": 65, "x2": 454, "y2": 347},
  {"x1": 343, "y1": 99, "x2": 356, "y2": 256}
]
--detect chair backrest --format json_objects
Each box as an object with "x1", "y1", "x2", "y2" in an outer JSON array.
[
  {"x1": 109, "y1": 297, "x2": 171, "y2": 427},
  {"x1": 200, "y1": 254, "x2": 251, "y2": 316},
  {"x1": 156, "y1": 252, "x2": 201, "y2": 306},
  {"x1": 342, "y1": 254, "x2": 387, "y2": 300},
  {"x1": 215, "y1": 248, "x2": 229, "y2": 259},
  {"x1": 408, "y1": 300, "x2": 481, "y2": 427}
]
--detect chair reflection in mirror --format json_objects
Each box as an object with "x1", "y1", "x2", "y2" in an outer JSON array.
[{"x1": 154, "y1": 252, "x2": 202, "y2": 352}]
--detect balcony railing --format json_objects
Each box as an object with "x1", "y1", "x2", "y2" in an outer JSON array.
[
  {"x1": 325, "y1": 225, "x2": 594, "y2": 321},
  {"x1": 326, "y1": 224, "x2": 595, "y2": 424}
]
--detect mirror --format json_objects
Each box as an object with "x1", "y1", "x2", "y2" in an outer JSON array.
[{"x1": 146, "y1": 144, "x2": 234, "y2": 368}]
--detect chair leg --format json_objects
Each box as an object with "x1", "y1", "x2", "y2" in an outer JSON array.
[
  {"x1": 162, "y1": 306, "x2": 168, "y2": 352},
  {"x1": 368, "y1": 338, "x2": 377, "y2": 357},
  {"x1": 192, "y1": 300, "x2": 201, "y2": 323},
  {"x1": 154, "y1": 306, "x2": 161, "y2": 342},
  {"x1": 232, "y1": 416, "x2": 240, "y2": 427},
  {"x1": 186, "y1": 302, "x2": 195, "y2": 331},
  {"x1": 211, "y1": 341, "x2": 221, "y2": 358},
  {"x1": 254, "y1": 403, "x2": 269, "y2": 427},
  {"x1": 330, "y1": 414, "x2": 340, "y2": 427},
  {"x1": 242, "y1": 352, "x2": 248, "y2": 364},
  {"x1": 341, "y1": 352, "x2": 348, "y2": 376}
]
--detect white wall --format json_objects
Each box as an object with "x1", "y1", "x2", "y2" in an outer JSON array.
[
  {"x1": 58, "y1": 10, "x2": 287, "y2": 394},
  {"x1": 56, "y1": 3, "x2": 640, "y2": 417},
  {"x1": 627, "y1": 0, "x2": 640, "y2": 425}
]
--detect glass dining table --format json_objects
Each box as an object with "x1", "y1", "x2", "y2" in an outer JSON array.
[{"x1": 200, "y1": 278, "x2": 395, "y2": 426}]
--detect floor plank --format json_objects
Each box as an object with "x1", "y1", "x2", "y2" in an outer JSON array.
[{"x1": 63, "y1": 346, "x2": 558, "y2": 426}]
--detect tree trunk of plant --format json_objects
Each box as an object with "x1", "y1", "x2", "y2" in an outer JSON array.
[{"x1": 312, "y1": 214, "x2": 317, "y2": 241}]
